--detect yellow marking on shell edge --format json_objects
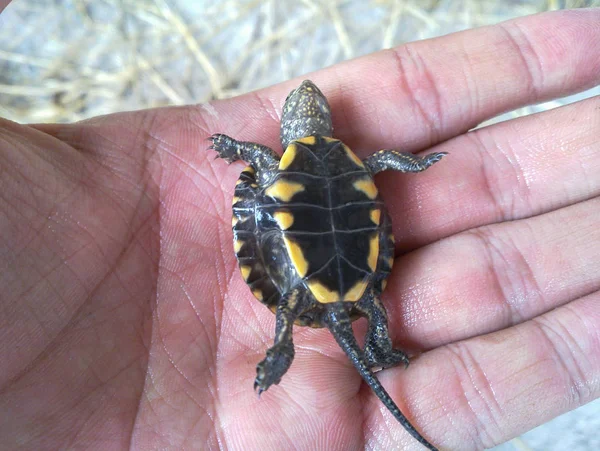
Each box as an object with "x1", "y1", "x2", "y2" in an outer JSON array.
[
  {"x1": 389, "y1": 233, "x2": 396, "y2": 244},
  {"x1": 279, "y1": 143, "x2": 298, "y2": 170},
  {"x1": 353, "y1": 178, "x2": 378, "y2": 199},
  {"x1": 273, "y1": 211, "x2": 294, "y2": 230},
  {"x1": 250, "y1": 183, "x2": 258, "y2": 188},
  {"x1": 368, "y1": 234, "x2": 380, "y2": 272},
  {"x1": 386, "y1": 257, "x2": 394, "y2": 268},
  {"x1": 232, "y1": 196, "x2": 241, "y2": 205},
  {"x1": 343, "y1": 144, "x2": 365, "y2": 168},
  {"x1": 252, "y1": 289, "x2": 263, "y2": 301},
  {"x1": 381, "y1": 280, "x2": 388, "y2": 291},
  {"x1": 296, "y1": 136, "x2": 316, "y2": 145},
  {"x1": 235, "y1": 179, "x2": 243, "y2": 186},
  {"x1": 283, "y1": 237, "x2": 308, "y2": 277},
  {"x1": 370, "y1": 209, "x2": 381, "y2": 225},
  {"x1": 242, "y1": 166, "x2": 255, "y2": 175},
  {"x1": 322, "y1": 136, "x2": 338, "y2": 143},
  {"x1": 233, "y1": 240, "x2": 244, "y2": 253},
  {"x1": 232, "y1": 216, "x2": 239, "y2": 227},
  {"x1": 308, "y1": 281, "x2": 340, "y2": 304},
  {"x1": 265, "y1": 179, "x2": 305, "y2": 202},
  {"x1": 240, "y1": 265, "x2": 251, "y2": 281},
  {"x1": 344, "y1": 280, "x2": 368, "y2": 302}
]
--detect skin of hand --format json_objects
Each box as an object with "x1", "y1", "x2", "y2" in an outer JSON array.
[{"x1": 1, "y1": 8, "x2": 600, "y2": 451}]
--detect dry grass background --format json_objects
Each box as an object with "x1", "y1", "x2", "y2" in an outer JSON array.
[
  {"x1": 0, "y1": 0, "x2": 598, "y2": 123},
  {"x1": 1, "y1": 1, "x2": 600, "y2": 450}
]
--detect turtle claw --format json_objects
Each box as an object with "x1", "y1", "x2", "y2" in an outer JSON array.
[
  {"x1": 365, "y1": 347, "x2": 410, "y2": 370},
  {"x1": 254, "y1": 344, "x2": 294, "y2": 394},
  {"x1": 208, "y1": 133, "x2": 240, "y2": 164},
  {"x1": 424, "y1": 151, "x2": 448, "y2": 167}
]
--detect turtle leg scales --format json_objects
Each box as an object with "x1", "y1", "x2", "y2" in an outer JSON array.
[
  {"x1": 254, "y1": 341, "x2": 294, "y2": 395},
  {"x1": 356, "y1": 295, "x2": 409, "y2": 370},
  {"x1": 254, "y1": 289, "x2": 313, "y2": 394},
  {"x1": 209, "y1": 133, "x2": 279, "y2": 180},
  {"x1": 364, "y1": 149, "x2": 447, "y2": 174}
]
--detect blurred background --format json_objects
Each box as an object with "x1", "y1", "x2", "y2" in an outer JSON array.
[{"x1": 1, "y1": 0, "x2": 599, "y2": 449}]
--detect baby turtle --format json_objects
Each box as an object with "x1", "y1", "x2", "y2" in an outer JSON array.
[{"x1": 209, "y1": 80, "x2": 445, "y2": 450}]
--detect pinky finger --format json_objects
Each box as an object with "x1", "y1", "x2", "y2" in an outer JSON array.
[{"x1": 368, "y1": 289, "x2": 600, "y2": 450}]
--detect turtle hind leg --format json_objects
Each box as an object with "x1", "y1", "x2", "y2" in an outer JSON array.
[
  {"x1": 364, "y1": 149, "x2": 447, "y2": 174},
  {"x1": 361, "y1": 210, "x2": 407, "y2": 369},
  {"x1": 209, "y1": 133, "x2": 279, "y2": 182},
  {"x1": 254, "y1": 289, "x2": 315, "y2": 394},
  {"x1": 325, "y1": 303, "x2": 438, "y2": 451},
  {"x1": 355, "y1": 294, "x2": 409, "y2": 370}
]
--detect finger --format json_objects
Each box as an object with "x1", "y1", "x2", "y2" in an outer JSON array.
[
  {"x1": 384, "y1": 196, "x2": 600, "y2": 350},
  {"x1": 195, "y1": 8, "x2": 600, "y2": 156},
  {"x1": 383, "y1": 95, "x2": 600, "y2": 251},
  {"x1": 370, "y1": 288, "x2": 600, "y2": 450}
]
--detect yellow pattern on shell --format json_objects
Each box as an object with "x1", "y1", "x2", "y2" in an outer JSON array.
[
  {"x1": 273, "y1": 211, "x2": 294, "y2": 230},
  {"x1": 370, "y1": 209, "x2": 381, "y2": 225},
  {"x1": 242, "y1": 166, "x2": 255, "y2": 175},
  {"x1": 353, "y1": 178, "x2": 378, "y2": 199},
  {"x1": 265, "y1": 179, "x2": 305, "y2": 202},
  {"x1": 232, "y1": 196, "x2": 241, "y2": 205},
  {"x1": 343, "y1": 144, "x2": 365, "y2": 168},
  {"x1": 368, "y1": 234, "x2": 380, "y2": 271},
  {"x1": 308, "y1": 281, "x2": 340, "y2": 304},
  {"x1": 283, "y1": 237, "x2": 309, "y2": 277},
  {"x1": 232, "y1": 216, "x2": 239, "y2": 227},
  {"x1": 233, "y1": 240, "x2": 244, "y2": 253},
  {"x1": 344, "y1": 280, "x2": 368, "y2": 302},
  {"x1": 386, "y1": 257, "x2": 394, "y2": 269},
  {"x1": 252, "y1": 289, "x2": 263, "y2": 301},
  {"x1": 279, "y1": 143, "x2": 298, "y2": 170},
  {"x1": 296, "y1": 136, "x2": 316, "y2": 145},
  {"x1": 240, "y1": 265, "x2": 251, "y2": 281},
  {"x1": 381, "y1": 280, "x2": 388, "y2": 291}
]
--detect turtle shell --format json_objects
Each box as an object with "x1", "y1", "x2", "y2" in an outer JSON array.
[{"x1": 231, "y1": 135, "x2": 395, "y2": 327}]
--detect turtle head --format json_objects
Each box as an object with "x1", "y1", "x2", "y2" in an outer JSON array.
[{"x1": 280, "y1": 80, "x2": 333, "y2": 150}]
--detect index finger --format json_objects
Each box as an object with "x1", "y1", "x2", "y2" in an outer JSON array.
[{"x1": 194, "y1": 8, "x2": 600, "y2": 156}]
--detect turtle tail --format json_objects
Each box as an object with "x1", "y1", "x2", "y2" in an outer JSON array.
[{"x1": 324, "y1": 303, "x2": 438, "y2": 451}]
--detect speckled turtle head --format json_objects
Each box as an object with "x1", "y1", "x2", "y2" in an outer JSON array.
[{"x1": 280, "y1": 80, "x2": 333, "y2": 150}]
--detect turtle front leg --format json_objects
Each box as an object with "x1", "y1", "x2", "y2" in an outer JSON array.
[
  {"x1": 364, "y1": 149, "x2": 447, "y2": 174},
  {"x1": 209, "y1": 133, "x2": 279, "y2": 181},
  {"x1": 355, "y1": 294, "x2": 409, "y2": 370},
  {"x1": 254, "y1": 289, "x2": 313, "y2": 394}
]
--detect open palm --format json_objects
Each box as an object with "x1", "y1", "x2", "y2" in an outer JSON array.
[{"x1": 1, "y1": 9, "x2": 599, "y2": 451}]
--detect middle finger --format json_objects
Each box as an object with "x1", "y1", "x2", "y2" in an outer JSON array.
[{"x1": 382, "y1": 95, "x2": 600, "y2": 251}]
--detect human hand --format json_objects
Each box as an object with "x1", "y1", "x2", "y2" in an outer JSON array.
[{"x1": 1, "y1": 8, "x2": 599, "y2": 450}]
